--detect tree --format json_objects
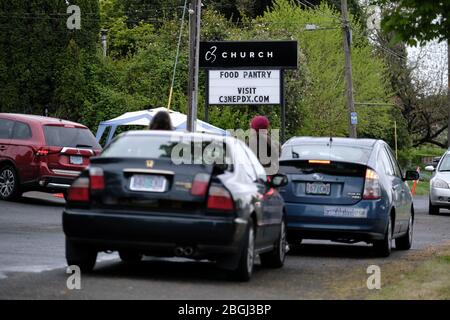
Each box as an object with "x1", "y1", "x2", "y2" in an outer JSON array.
[
  {"x1": 374, "y1": 0, "x2": 450, "y2": 45},
  {"x1": 252, "y1": 0, "x2": 392, "y2": 141},
  {"x1": 0, "y1": 0, "x2": 100, "y2": 116},
  {"x1": 371, "y1": 1, "x2": 449, "y2": 147}
]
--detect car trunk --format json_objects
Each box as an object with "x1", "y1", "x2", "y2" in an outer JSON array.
[
  {"x1": 279, "y1": 160, "x2": 367, "y2": 205},
  {"x1": 89, "y1": 157, "x2": 215, "y2": 214}
]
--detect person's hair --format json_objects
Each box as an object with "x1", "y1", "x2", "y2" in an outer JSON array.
[{"x1": 149, "y1": 111, "x2": 173, "y2": 130}]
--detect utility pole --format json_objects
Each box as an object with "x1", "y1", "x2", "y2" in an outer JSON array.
[
  {"x1": 340, "y1": 0, "x2": 357, "y2": 138},
  {"x1": 187, "y1": 0, "x2": 202, "y2": 132},
  {"x1": 447, "y1": 39, "x2": 450, "y2": 148}
]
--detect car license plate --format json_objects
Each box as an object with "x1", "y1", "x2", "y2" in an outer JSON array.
[
  {"x1": 69, "y1": 156, "x2": 83, "y2": 165},
  {"x1": 129, "y1": 175, "x2": 167, "y2": 193},
  {"x1": 324, "y1": 207, "x2": 367, "y2": 218},
  {"x1": 306, "y1": 182, "x2": 331, "y2": 195}
]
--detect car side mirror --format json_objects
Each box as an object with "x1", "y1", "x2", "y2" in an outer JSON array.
[
  {"x1": 424, "y1": 165, "x2": 435, "y2": 172},
  {"x1": 404, "y1": 170, "x2": 420, "y2": 181},
  {"x1": 269, "y1": 174, "x2": 288, "y2": 188}
]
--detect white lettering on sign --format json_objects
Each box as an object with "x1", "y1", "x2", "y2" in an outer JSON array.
[
  {"x1": 220, "y1": 51, "x2": 274, "y2": 60},
  {"x1": 209, "y1": 70, "x2": 280, "y2": 105}
]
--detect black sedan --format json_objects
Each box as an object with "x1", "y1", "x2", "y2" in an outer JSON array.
[{"x1": 63, "y1": 131, "x2": 288, "y2": 281}]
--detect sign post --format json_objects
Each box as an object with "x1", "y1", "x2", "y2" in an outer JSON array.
[{"x1": 200, "y1": 41, "x2": 298, "y2": 144}]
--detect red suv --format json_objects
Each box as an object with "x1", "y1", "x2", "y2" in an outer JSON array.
[{"x1": 0, "y1": 114, "x2": 102, "y2": 200}]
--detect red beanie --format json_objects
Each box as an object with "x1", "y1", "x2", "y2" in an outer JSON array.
[{"x1": 251, "y1": 116, "x2": 270, "y2": 131}]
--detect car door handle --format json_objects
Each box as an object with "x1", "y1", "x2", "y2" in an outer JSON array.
[{"x1": 0, "y1": 146, "x2": 6, "y2": 151}]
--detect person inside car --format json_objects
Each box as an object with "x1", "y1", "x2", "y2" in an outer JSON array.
[{"x1": 149, "y1": 110, "x2": 174, "y2": 131}]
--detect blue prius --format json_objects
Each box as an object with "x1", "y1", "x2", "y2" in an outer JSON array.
[{"x1": 279, "y1": 137, "x2": 419, "y2": 257}]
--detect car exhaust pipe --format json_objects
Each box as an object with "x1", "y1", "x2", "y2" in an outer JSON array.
[
  {"x1": 183, "y1": 246, "x2": 194, "y2": 257},
  {"x1": 174, "y1": 246, "x2": 195, "y2": 257},
  {"x1": 174, "y1": 247, "x2": 185, "y2": 257}
]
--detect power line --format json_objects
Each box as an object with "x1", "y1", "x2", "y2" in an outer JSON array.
[
  {"x1": 296, "y1": 0, "x2": 341, "y2": 22},
  {"x1": 167, "y1": 0, "x2": 188, "y2": 110}
]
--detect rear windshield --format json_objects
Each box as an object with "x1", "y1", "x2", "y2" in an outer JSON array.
[
  {"x1": 44, "y1": 125, "x2": 101, "y2": 149},
  {"x1": 101, "y1": 135, "x2": 230, "y2": 165},
  {"x1": 281, "y1": 144, "x2": 371, "y2": 165},
  {"x1": 279, "y1": 160, "x2": 366, "y2": 177}
]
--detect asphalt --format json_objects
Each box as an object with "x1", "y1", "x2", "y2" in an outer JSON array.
[{"x1": 0, "y1": 192, "x2": 449, "y2": 299}]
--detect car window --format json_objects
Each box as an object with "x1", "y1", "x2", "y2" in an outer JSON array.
[
  {"x1": 385, "y1": 146, "x2": 402, "y2": 178},
  {"x1": 241, "y1": 141, "x2": 267, "y2": 182},
  {"x1": 281, "y1": 144, "x2": 371, "y2": 164},
  {"x1": 233, "y1": 142, "x2": 257, "y2": 182},
  {"x1": 102, "y1": 135, "x2": 229, "y2": 166},
  {"x1": 0, "y1": 119, "x2": 14, "y2": 139},
  {"x1": 12, "y1": 121, "x2": 32, "y2": 140},
  {"x1": 438, "y1": 154, "x2": 450, "y2": 172},
  {"x1": 379, "y1": 148, "x2": 394, "y2": 176},
  {"x1": 44, "y1": 125, "x2": 101, "y2": 149}
]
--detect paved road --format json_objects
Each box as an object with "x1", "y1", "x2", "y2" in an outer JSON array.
[{"x1": 0, "y1": 192, "x2": 449, "y2": 299}]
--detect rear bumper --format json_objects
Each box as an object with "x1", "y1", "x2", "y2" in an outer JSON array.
[
  {"x1": 430, "y1": 187, "x2": 450, "y2": 207},
  {"x1": 63, "y1": 209, "x2": 247, "y2": 258},
  {"x1": 37, "y1": 163, "x2": 81, "y2": 191},
  {"x1": 285, "y1": 200, "x2": 388, "y2": 242}
]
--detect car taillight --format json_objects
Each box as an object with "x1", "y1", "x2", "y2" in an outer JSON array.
[
  {"x1": 207, "y1": 185, "x2": 234, "y2": 212},
  {"x1": 363, "y1": 169, "x2": 381, "y2": 200},
  {"x1": 35, "y1": 148, "x2": 49, "y2": 156},
  {"x1": 67, "y1": 177, "x2": 90, "y2": 202},
  {"x1": 191, "y1": 173, "x2": 210, "y2": 196},
  {"x1": 89, "y1": 167, "x2": 105, "y2": 191}
]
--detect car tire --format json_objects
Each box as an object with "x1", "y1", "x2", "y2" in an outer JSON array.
[
  {"x1": 0, "y1": 165, "x2": 21, "y2": 201},
  {"x1": 119, "y1": 251, "x2": 143, "y2": 263},
  {"x1": 231, "y1": 219, "x2": 255, "y2": 282},
  {"x1": 260, "y1": 217, "x2": 287, "y2": 268},
  {"x1": 373, "y1": 218, "x2": 392, "y2": 257},
  {"x1": 395, "y1": 216, "x2": 413, "y2": 250},
  {"x1": 65, "y1": 238, "x2": 97, "y2": 273},
  {"x1": 429, "y1": 200, "x2": 439, "y2": 215}
]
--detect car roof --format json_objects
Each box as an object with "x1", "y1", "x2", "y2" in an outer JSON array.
[
  {"x1": 119, "y1": 130, "x2": 228, "y2": 141},
  {"x1": 284, "y1": 136, "x2": 379, "y2": 149},
  {"x1": 0, "y1": 113, "x2": 87, "y2": 128}
]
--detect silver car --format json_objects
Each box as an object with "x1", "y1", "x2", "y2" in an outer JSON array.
[{"x1": 426, "y1": 151, "x2": 450, "y2": 215}]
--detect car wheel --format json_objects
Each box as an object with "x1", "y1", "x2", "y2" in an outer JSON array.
[
  {"x1": 0, "y1": 165, "x2": 21, "y2": 201},
  {"x1": 232, "y1": 219, "x2": 255, "y2": 282},
  {"x1": 260, "y1": 217, "x2": 287, "y2": 268},
  {"x1": 373, "y1": 218, "x2": 392, "y2": 257},
  {"x1": 119, "y1": 251, "x2": 143, "y2": 263},
  {"x1": 429, "y1": 200, "x2": 439, "y2": 215},
  {"x1": 65, "y1": 238, "x2": 97, "y2": 273},
  {"x1": 396, "y1": 216, "x2": 413, "y2": 250}
]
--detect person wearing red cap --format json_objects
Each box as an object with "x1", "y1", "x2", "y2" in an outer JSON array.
[{"x1": 249, "y1": 115, "x2": 280, "y2": 174}]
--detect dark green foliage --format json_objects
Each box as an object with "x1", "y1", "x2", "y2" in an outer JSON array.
[
  {"x1": 0, "y1": 0, "x2": 99, "y2": 117},
  {"x1": 374, "y1": 0, "x2": 450, "y2": 45}
]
